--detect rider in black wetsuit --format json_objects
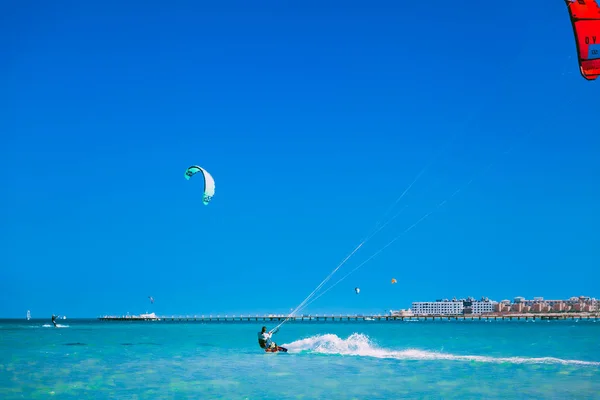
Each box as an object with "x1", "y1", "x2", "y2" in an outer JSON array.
[
  {"x1": 257, "y1": 326, "x2": 278, "y2": 350},
  {"x1": 51, "y1": 314, "x2": 57, "y2": 327}
]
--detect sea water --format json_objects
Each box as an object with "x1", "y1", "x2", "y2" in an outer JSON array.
[{"x1": 1, "y1": 319, "x2": 599, "y2": 399}]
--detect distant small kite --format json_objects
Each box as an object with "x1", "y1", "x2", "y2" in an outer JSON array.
[
  {"x1": 148, "y1": 296, "x2": 154, "y2": 304},
  {"x1": 185, "y1": 165, "x2": 216, "y2": 205},
  {"x1": 391, "y1": 278, "x2": 397, "y2": 284},
  {"x1": 355, "y1": 287, "x2": 360, "y2": 294},
  {"x1": 565, "y1": 0, "x2": 600, "y2": 80}
]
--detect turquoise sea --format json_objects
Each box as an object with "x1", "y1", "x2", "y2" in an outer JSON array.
[{"x1": 1, "y1": 319, "x2": 599, "y2": 399}]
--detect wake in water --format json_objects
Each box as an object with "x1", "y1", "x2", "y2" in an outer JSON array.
[
  {"x1": 42, "y1": 324, "x2": 69, "y2": 328},
  {"x1": 283, "y1": 333, "x2": 600, "y2": 367}
]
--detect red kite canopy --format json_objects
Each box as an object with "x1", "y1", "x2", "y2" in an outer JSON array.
[{"x1": 565, "y1": 0, "x2": 600, "y2": 80}]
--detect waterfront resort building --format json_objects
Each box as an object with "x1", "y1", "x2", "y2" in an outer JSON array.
[
  {"x1": 494, "y1": 296, "x2": 598, "y2": 313},
  {"x1": 411, "y1": 297, "x2": 497, "y2": 316}
]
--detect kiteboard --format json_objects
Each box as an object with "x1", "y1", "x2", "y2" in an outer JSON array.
[{"x1": 265, "y1": 346, "x2": 288, "y2": 353}]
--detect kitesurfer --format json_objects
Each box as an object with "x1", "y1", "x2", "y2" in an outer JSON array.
[
  {"x1": 51, "y1": 314, "x2": 57, "y2": 328},
  {"x1": 257, "y1": 326, "x2": 279, "y2": 350}
]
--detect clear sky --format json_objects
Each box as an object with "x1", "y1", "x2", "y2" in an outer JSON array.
[{"x1": 1, "y1": 1, "x2": 598, "y2": 318}]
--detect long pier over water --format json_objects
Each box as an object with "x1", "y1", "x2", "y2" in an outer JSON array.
[{"x1": 98, "y1": 313, "x2": 600, "y2": 322}]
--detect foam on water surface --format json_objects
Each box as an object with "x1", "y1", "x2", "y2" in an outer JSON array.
[{"x1": 283, "y1": 333, "x2": 600, "y2": 366}]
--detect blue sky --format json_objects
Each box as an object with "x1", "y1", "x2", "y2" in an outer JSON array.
[{"x1": 1, "y1": 1, "x2": 598, "y2": 318}]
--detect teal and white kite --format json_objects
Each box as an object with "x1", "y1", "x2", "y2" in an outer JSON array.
[{"x1": 185, "y1": 165, "x2": 215, "y2": 205}]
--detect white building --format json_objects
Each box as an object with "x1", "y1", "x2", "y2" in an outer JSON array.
[
  {"x1": 470, "y1": 301, "x2": 496, "y2": 314},
  {"x1": 412, "y1": 298, "x2": 497, "y2": 315},
  {"x1": 412, "y1": 301, "x2": 464, "y2": 315}
]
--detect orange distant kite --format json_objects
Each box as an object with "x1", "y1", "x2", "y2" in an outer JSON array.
[{"x1": 565, "y1": 0, "x2": 600, "y2": 80}]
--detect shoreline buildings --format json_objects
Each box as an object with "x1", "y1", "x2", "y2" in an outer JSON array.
[
  {"x1": 495, "y1": 296, "x2": 597, "y2": 314},
  {"x1": 410, "y1": 297, "x2": 496, "y2": 316},
  {"x1": 400, "y1": 295, "x2": 598, "y2": 316}
]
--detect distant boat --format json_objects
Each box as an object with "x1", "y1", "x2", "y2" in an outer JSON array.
[{"x1": 26, "y1": 310, "x2": 31, "y2": 320}]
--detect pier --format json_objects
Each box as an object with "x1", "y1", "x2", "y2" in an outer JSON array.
[{"x1": 98, "y1": 313, "x2": 600, "y2": 323}]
